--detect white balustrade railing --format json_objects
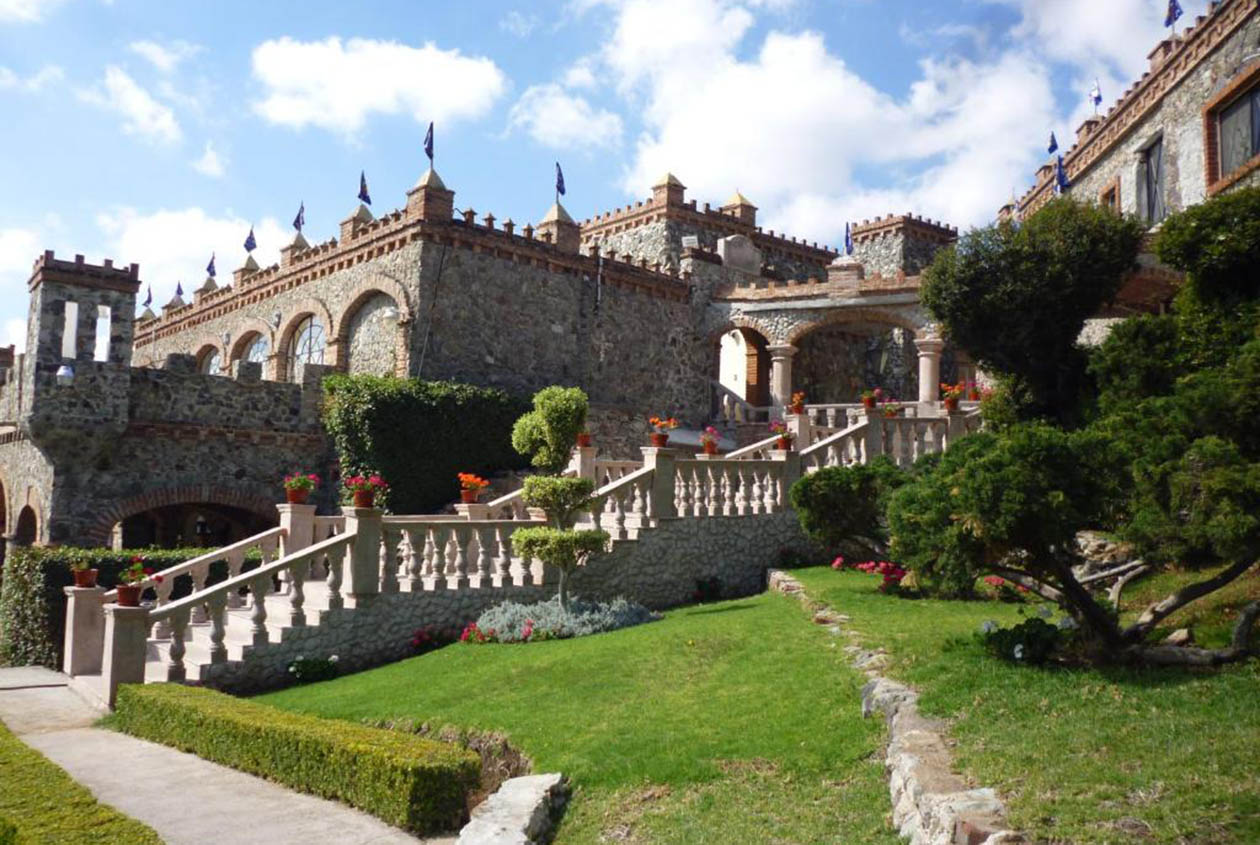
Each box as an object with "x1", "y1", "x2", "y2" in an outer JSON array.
[
  {"x1": 673, "y1": 459, "x2": 788, "y2": 517},
  {"x1": 711, "y1": 380, "x2": 773, "y2": 424},
  {"x1": 586, "y1": 465, "x2": 655, "y2": 540},
  {"x1": 147, "y1": 530, "x2": 355, "y2": 683},
  {"x1": 799, "y1": 420, "x2": 870, "y2": 472},
  {"x1": 593, "y1": 459, "x2": 643, "y2": 486},
  {"x1": 725, "y1": 434, "x2": 784, "y2": 461},
  {"x1": 380, "y1": 515, "x2": 547, "y2": 591}
]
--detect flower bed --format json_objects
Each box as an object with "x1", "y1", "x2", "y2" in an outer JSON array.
[{"x1": 463, "y1": 596, "x2": 659, "y2": 644}]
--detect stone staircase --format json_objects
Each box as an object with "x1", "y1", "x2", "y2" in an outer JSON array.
[{"x1": 63, "y1": 404, "x2": 982, "y2": 708}]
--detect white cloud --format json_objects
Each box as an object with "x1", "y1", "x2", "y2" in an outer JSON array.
[
  {"x1": 97, "y1": 207, "x2": 287, "y2": 308},
  {"x1": 0, "y1": 0, "x2": 63, "y2": 22},
  {"x1": 0, "y1": 227, "x2": 40, "y2": 275},
  {"x1": 508, "y1": 83, "x2": 623, "y2": 150},
  {"x1": 0, "y1": 227, "x2": 40, "y2": 351},
  {"x1": 79, "y1": 65, "x2": 182, "y2": 144},
  {"x1": 192, "y1": 140, "x2": 225, "y2": 177},
  {"x1": 562, "y1": 59, "x2": 598, "y2": 89},
  {"x1": 500, "y1": 10, "x2": 539, "y2": 37},
  {"x1": 0, "y1": 64, "x2": 63, "y2": 91},
  {"x1": 128, "y1": 39, "x2": 203, "y2": 73},
  {"x1": 251, "y1": 36, "x2": 507, "y2": 135},
  {"x1": 3, "y1": 318, "x2": 25, "y2": 351}
]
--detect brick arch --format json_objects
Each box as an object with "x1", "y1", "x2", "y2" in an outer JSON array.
[
  {"x1": 332, "y1": 274, "x2": 414, "y2": 346},
  {"x1": 705, "y1": 314, "x2": 776, "y2": 347},
  {"x1": 189, "y1": 334, "x2": 229, "y2": 374},
  {"x1": 228, "y1": 317, "x2": 277, "y2": 362},
  {"x1": 276, "y1": 298, "x2": 335, "y2": 381},
  {"x1": 83, "y1": 485, "x2": 278, "y2": 547},
  {"x1": 784, "y1": 307, "x2": 929, "y2": 346}
]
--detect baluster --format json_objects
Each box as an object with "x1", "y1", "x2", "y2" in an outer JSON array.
[
  {"x1": 428, "y1": 527, "x2": 448, "y2": 589},
  {"x1": 206, "y1": 592, "x2": 228, "y2": 664},
  {"x1": 750, "y1": 467, "x2": 764, "y2": 515},
  {"x1": 735, "y1": 466, "x2": 749, "y2": 515},
  {"x1": 705, "y1": 466, "x2": 719, "y2": 516},
  {"x1": 422, "y1": 527, "x2": 438, "y2": 580},
  {"x1": 475, "y1": 526, "x2": 492, "y2": 585},
  {"x1": 259, "y1": 535, "x2": 277, "y2": 565},
  {"x1": 720, "y1": 467, "x2": 734, "y2": 516},
  {"x1": 612, "y1": 490, "x2": 628, "y2": 541},
  {"x1": 189, "y1": 563, "x2": 210, "y2": 623},
  {"x1": 452, "y1": 527, "x2": 471, "y2": 589},
  {"x1": 152, "y1": 575, "x2": 176, "y2": 639},
  {"x1": 326, "y1": 544, "x2": 344, "y2": 610},
  {"x1": 691, "y1": 468, "x2": 704, "y2": 517},
  {"x1": 289, "y1": 557, "x2": 306, "y2": 626},
  {"x1": 495, "y1": 527, "x2": 513, "y2": 585},
  {"x1": 226, "y1": 549, "x2": 246, "y2": 608},
  {"x1": 380, "y1": 527, "x2": 400, "y2": 594},
  {"x1": 166, "y1": 606, "x2": 190, "y2": 682},
  {"x1": 248, "y1": 573, "x2": 270, "y2": 647}
]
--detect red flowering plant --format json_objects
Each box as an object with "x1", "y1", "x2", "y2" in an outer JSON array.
[
  {"x1": 835, "y1": 556, "x2": 908, "y2": 594},
  {"x1": 940, "y1": 381, "x2": 966, "y2": 401},
  {"x1": 648, "y1": 415, "x2": 679, "y2": 433},
  {"x1": 410, "y1": 624, "x2": 457, "y2": 654},
  {"x1": 457, "y1": 473, "x2": 490, "y2": 492},
  {"x1": 120, "y1": 555, "x2": 163, "y2": 586},
  {"x1": 283, "y1": 472, "x2": 320, "y2": 492},
  {"x1": 860, "y1": 387, "x2": 883, "y2": 402},
  {"x1": 769, "y1": 419, "x2": 795, "y2": 442},
  {"x1": 460, "y1": 621, "x2": 496, "y2": 645},
  {"x1": 343, "y1": 474, "x2": 388, "y2": 494},
  {"x1": 879, "y1": 397, "x2": 903, "y2": 418},
  {"x1": 698, "y1": 425, "x2": 720, "y2": 447},
  {"x1": 983, "y1": 574, "x2": 1030, "y2": 602}
]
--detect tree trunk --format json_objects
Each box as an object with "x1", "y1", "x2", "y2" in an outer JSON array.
[{"x1": 558, "y1": 568, "x2": 570, "y2": 612}]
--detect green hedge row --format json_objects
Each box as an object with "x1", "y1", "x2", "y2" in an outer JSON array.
[
  {"x1": 322, "y1": 375, "x2": 528, "y2": 514},
  {"x1": 113, "y1": 685, "x2": 480, "y2": 834},
  {"x1": 0, "y1": 546, "x2": 262, "y2": 669},
  {"x1": 0, "y1": 720, "x2": 161, "y2": 844}
]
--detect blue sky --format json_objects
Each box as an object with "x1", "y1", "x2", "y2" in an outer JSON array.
[{"x1": 0, "y1": 0, "x2": 1207, "y2": 346}]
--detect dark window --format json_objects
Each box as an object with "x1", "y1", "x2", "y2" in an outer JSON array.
[
  {"x1": 1219, "y1": 86, "x2": 1260, "y2": 178},
  {"x1": 1142, "y1": 138, "x2": 1165, "y2": 224}
]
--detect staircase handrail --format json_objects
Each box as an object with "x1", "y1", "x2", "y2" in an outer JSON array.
[
  {"x1": 148, "y1": 530, "x2": 354, "y2": 624},
  {"x1": 798, "y1": 419, "x2": 869, "y2": 459},
  {"x1": 711, "y1": 380, "x2": 772, "y2": 423},
  {"x1": 725, "y1": 434, "x2": 783, "y2": 460},
  {"x1": 484, "y1": 468, "x2": 578, "y2": 519},
  {"x1": 102, "y1": 526, "x2": 286, "y2": 600}
]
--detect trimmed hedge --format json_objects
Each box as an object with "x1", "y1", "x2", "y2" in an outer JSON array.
[
  {"x1": 322, "y1": 375, "x2": 528, "y2": 514},
  {"x1": 112, "y1": 684, "x2": 481, "y2": 835},
  {"x1": 0, "y1": 546, "x2": 262, "y2": 669},
  {"x1": 0, "y1": 720, "x2": 161, "y2": 844}
]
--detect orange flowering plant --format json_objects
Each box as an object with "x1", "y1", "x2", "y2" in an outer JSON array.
[
  {"x1": 457, "y1": 472, "x2": 490, "y2": 492},
  {"x1": 940, "y1": 381, "x2": 966, "y2": 400},
  {"x1": 648, "y1": 415, "x2": 679, "y2": 433}
]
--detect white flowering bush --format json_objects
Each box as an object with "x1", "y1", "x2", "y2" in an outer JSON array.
[{"x1": 463, "y1": 596, "x2": 659, "y2": 644}]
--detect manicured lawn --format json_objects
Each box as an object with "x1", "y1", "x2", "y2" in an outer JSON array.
[
  {"x1": 260, "y1": 592, "x2": 898, "y2": 844},
  {"x1": 0, "y1": 721, "x2": 161, "y2": 844},
  {"x1": 792, "y1": 566, "x2": 1260, "y2": 845}
]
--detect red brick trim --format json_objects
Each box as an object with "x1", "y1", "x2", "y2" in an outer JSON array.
[{"x1": 1204, "y1": 57, "x2": 1260, "y2": 195}]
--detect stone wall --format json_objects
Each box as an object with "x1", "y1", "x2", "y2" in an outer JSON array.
[
  {"x1": 201, "y1": 511, "x2": 814, "y2": 693},
  {"x1": 346, "y1": 293, "x2": 402, "y2": 376},
  {"x1": 793, "y1": 324, "x2": 918, "y2": 404}
]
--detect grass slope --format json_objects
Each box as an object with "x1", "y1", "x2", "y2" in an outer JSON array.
[
  {"x1": 792, "y1": 566, "x2": 1260, "y2": 845},
  {"x1": 0, "y1": 721, "x2": 161, "y2": 844},
  {"x1": 261, "y1": 592, "x2": 898, "y2": 844}
]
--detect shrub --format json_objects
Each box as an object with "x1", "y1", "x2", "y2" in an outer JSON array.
[
  {"x1": 411, "y1": 624, "x2": 458, "y2": 654},
  {"x1": 0, "y1": 721, "x2": 161, "y2": 844},
  {"x1": 0, "y1": 546, "x2": 261, "y2": 668},
  {"x1": 286, "y1": 654, "x2": 340, "y2": 684},
  {"x1": 510, "y1": 526, "x2": 608, "y2": 610},
  {"x1": 112, "y1": 684, "x2": 480, "y2": 834},
  {"x1": 521, "y1": 476, "x2": 595, "y2": 529},
  {"x1": 1088, "y1": 313, "x2": 1181, "y2": 410},
  {"x1": 789, "y1": 456, "x2": 906, "y2": 555},
  {"x1": 470, "y1": 595, "x2": 659, "y2": 643},
  {"x1": 978, "y1": 615, "x2": 1065, "y2": 665},
  {"x1": 1155, "y1": 185, "x2": 1260, "y2": 303},
  {"x1": 511, "y1": 386, "x2": 589, "y2": 473},
  {"x1": 322, "y1": 375, "x2": 527, "y2": 513}
]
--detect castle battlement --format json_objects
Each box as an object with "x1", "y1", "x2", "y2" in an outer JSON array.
[
  {"x1": 30, "y1": 250, "x2": 141, "y2": 293},
  {"x1": 852, "y1": 214, "x2": 958, "y2": 245}
]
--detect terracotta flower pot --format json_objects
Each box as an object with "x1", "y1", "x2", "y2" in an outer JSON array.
[
  {"x1": 72, "y1": 568, "x2": 99, "y2": 588},
  {"x1": 576, "y1": 432, "x2": 592, "y2": 447},
  {"x1": 861, "y1": 397, "x2": 876, "y2": 410},
  {"x1": 285, "y1": 487, "x2": 310, "y2": 504},
  {"x1": 775, "y1": 436, "x2": 792, "y2": 450},
  {"x1": 702, "y1": 441, "x2": 718, "y2": 455},
  {"x1": 967, "y1": 390, "x2": 981, "y2": 401},
  {"x1": 649, "y1": 433, "x2": 669, "y2": 447},
  {"x1": 116, "y1": 584, "x2": 143, "y2": 607},
  {"x1": 943, "y1": 397, "x2": 959, "y2": 412},
  {"x1": 789, "y1": 404, "x2": 805, "y2": 415},
  {"x1": 460, "y1": 489, "x2": 480, "y2": 504},
  {"x1": 352, "y1": 490, "x2": 375, "y2": 508}
]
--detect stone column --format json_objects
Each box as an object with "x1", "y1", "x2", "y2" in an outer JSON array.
[
  {"x1": 101, "y1": 604, "x2": 150, "y2": 708},
  {"x1": 572, "y1": 445, "x2": 598, "y2": 483},
  {"x1": 787, "y1": 411, "x2": 812, "y2": 447},
  {"x1": 767, "y1": 344, "x2": 797, "y2": 415},
  {"x1": 862, "y1": 406, "x2": 885, "y2": 461},
  {"x1": 342, "y1": 506, "x2": 382, "y2": 606},
  {"x1": 640, "y1": 447, "x2": 677, "y2": 521},
  {"x1": 770, "y1": 448, "x2": 802, "y2": 501},
  {"x1": 914, "y1": 333, "x2": 944, "y2": 405},
  {"x1": 63, "y1": 586, "x2": 106, "y2": 677},
  {"x1": 455, "y1": 503, "x2": 490, "y2": 520},
  {"x1": 277, "y1": 503, "x2": 316, "y2": 557}
]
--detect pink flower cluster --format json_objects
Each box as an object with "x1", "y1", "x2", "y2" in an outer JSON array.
[{"x1": 832, "y1": 555, "x2": 906, "y2": 592}]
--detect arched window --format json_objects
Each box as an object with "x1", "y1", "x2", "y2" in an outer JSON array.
[
  {"x1": 245, "y1": 334, "x2": 268, "y2": 364},
  {"x1": 198, "y1": 347, "x2": 221, "y2": 375},
  {"x1": 288, "y1": 316, "x2": 325, "y2": 379}
]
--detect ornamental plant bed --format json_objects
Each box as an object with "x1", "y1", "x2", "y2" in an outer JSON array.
[{"x1": 111, "y1": 684, "x2": 480, "y2": 835}]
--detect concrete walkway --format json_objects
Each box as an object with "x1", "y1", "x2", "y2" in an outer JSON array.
[{"x1": 0, "y1": 667, "x2": 455, "y2": 845}]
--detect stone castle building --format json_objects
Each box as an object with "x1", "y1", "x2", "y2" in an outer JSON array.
[{"x1": 0, "y1": 165, "x2": 961, "y2": 551}]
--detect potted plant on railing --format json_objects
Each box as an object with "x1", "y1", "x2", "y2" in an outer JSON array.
[
  {"x1": 116, "y1": 556, "x2": 162, "y2": 607},
  {"x1": 575, "y1": 428, "x2": 593, "y2": 448},
  {"x1": 940, "y1": 381, "x2": 965, "y2": 412},
  {"x1": 457, "y1": 472, "x2": 490, "y2": 503},
  {"x1": 283, "y1": 472, "x2": 319, "y2": 504},
  {"x1": 648, "y1": 415, "x2": 679, "y2": 447},
  {"x1": 769, "y1": 420, "x2": 795, "y2": 450},
  {"x1": 788, "y1": 391, "x2": 806, "y2": 415},
  {"x1": 70, "y1": 558, "x2": 98, "y2": 588},
  {"x1": 880, "y1": 398, "x2": 903, "y2": 418},
  {"x1": 860, "y1": 387, "x2": 882, "y2": 410},
  {"x1": 699, "y1": 425, "x2": 720, "y2": 455},
  {"x1": 966, "y1": 380, "x2": 981, "y2": 401},
  {"x1": 344, "y1": 473, "x2": 388, "y2": 508}
]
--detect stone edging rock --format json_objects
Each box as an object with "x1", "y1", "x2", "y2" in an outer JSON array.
[
  {"x1": 768, "y1": 570, "x2": 1024, "y2": 845},
  {"x1": 457, "y1": 773, "x2": 569, "y2": 845}
]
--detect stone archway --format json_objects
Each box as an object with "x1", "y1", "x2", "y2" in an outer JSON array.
[
  {"x1": 277, "y1": 298, "x2": 335, "y2": 382},
  {"x1": 83, "y1": 485, "x2": 277, "y2": 548},
  {"x1": 337, "y1": 292, "x2": 407, "y2": 376},
  {"x1": 13, "y1": 505, "x2": 37, "y2": 547}
]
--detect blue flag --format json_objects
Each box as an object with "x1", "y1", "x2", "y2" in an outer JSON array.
[
  {"x1": 844, "y1": 222, "x2": 853, "y2": 256},
  {"x1": 424, "y1": 122, "x2": 434, "y2": 162},
  {"x1": 1055, "y1": 155, "x2": 1071, "y2": 193},
  {"x1": 1047, "y1": 131, "x2": 1058, "y2": 155},
  {"x1": 175, "y1": 282, "x2": 184, "y2": 297},
  {"x1": 555, "y1": 162, "x2": 565, "y2": 197},
  {"x1": 1165, "y1": 0, "x2": 1183, "y2": 27},
  {"x1": 1090, "y1": 79, "x2": 1102, "y2": 108},
  {"x1": 244, "y1": 227, "x2": 256, "y2": 252},
  {"x1": 293, "y1": 202, "x2": 305, "y2": 232},
  {"x1": 206, "y1": 253, "x2": 216, "y2": 277},
  {"x1": 142, "y1": 285, "x2": 152, "y2": 308},
  {"x1": 358, "y1": 171, "x2": 371, "y2": 205}
]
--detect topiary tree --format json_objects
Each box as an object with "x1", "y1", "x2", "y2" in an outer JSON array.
[
  {"x1": 511, "y1": 527, "x2": 609, "y2": 611},
  {"x1": 921, "y1": 197, "x2": 1144, "y2": 425},
  {"x1": 789, "y1": 456, "x2": 906, "y2": 557},
  {"x1": 511, "y1": 386, "x2": 589, "y2": 474},
  {"x1": 521, "y1": 476, "x2": 595, "y2": 529}
]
